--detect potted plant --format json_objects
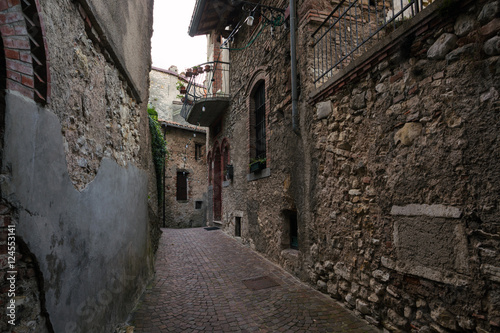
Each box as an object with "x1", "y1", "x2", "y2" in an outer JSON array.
[
  {"x1": 204, "y1": 65, "x2": 211, "y2": 72},
  {"x1": 249, "y1": 158, "x2": 266, "y2": 173},
  {"x1": 193, "y1": 66, "x2": 199, "y2": 75},
  {"x1": 181, "y1": 97, "x2": 193, "y2": 105},
  {"x1": 186, "y1": 68, "x2": 193, "y2": 77},
  {"x1": 176, "y1": 81, "x2": 186, "y2": 94}
]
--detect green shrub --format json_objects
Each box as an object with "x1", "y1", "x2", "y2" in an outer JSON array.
[{"x1": 148, "y1": 104, "x2": 168, "y2": 205}]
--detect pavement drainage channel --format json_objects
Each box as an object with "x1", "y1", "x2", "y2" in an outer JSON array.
[{"x1": 242, "y1": 276, "x2": 280, "y2": 291}]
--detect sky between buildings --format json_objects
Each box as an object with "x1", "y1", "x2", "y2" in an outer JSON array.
[{"x1": 151, "y1": 1, "x2": 208, "y2": 73}]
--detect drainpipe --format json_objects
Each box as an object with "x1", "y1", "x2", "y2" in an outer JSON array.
[{"x1": 290, "y1": 0, "x2": 299, "y2": 134}]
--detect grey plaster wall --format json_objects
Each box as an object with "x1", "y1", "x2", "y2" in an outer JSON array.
[{"x1": 1, "y1": 92, "x2": 152, "y2": 332}]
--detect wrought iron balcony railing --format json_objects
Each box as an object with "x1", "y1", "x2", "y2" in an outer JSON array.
[
  {"x1": 312, "y1": 0, "x2": 433, "y2": 87},
  {"x1": 180, "y1": 61, "x2": 230, "y2": 126}
]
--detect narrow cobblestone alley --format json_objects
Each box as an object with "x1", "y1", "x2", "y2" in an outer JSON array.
[{"x1": 130, "y1": 228, "x2": 379, "y2": 332}]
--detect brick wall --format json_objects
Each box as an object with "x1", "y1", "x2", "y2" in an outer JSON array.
[{"x1": 0, "y1": 0, "x2": 49, "y2": 103}]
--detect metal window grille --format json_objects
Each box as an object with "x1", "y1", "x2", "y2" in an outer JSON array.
[{"x1": 254, "y1": 82, "x2": 266, "y2": 160}]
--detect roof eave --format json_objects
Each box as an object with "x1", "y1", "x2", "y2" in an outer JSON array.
[{"x1": 188, "y1": 0, "x2": 205, "y2": 37}]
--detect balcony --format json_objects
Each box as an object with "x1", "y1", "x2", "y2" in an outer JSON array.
[
  {"x1": 311, "y1": 0, "x2": 433, "y2": 88},
  {"x1": 180, "y1": 61, "x2": 230, "y2": 127}
]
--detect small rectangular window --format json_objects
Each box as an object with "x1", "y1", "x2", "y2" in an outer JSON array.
[
  {"x1": 195, "y1": 143, "x2": 202, "y2": 161},
  {"x1": 195, "y1": 201, "x2": 203, "y2": 209},
  {"x1": 290, "y1": 212, "x2": 298, "y2": 249},
  {"x1": 235, "y1": 217, "x2": 241, "y2": 237},
  {"x1": 176, "y1": 171, "x2": 188, "y2": 201}
]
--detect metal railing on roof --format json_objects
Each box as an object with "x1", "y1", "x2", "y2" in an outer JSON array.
[
  {"x1": 180, "y1": 61, "x2": 230, "y2": 122},
  {"x1": 312, "y1": 0, "x2": 433, "y2": 87}
]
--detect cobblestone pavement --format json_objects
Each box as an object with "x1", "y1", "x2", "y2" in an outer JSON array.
[{"x1": 131, "y1": 228, "x2": 379, "y2": 333}]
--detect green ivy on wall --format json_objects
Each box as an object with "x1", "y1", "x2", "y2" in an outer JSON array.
[{"x1": 148, "y1": 104, "x2": 168, "y2": 206}]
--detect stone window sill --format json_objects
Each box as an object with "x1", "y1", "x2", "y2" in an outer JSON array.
[{"x1": 247, "y1": 168, "x2": 271, "y2": 182}]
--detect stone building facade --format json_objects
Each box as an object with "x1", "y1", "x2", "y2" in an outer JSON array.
[
  {"x1": 149, "y1": 67, "x2": 209, "y2": 228},
  {"x1": 185, "y1": 0, "x2": 500, "y2": 331},
  {"x1": 161, "y1": 121, "x2": 208, "y2": 228},
  {"x1": 150, "y1": 66, "x2": 190, "y2": 124},
  {"x1": 0, "y1": 0, "x2": 156, "y2": 332}
]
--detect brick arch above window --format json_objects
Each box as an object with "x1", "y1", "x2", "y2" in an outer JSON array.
[
  {"x1": 0, "y1": 0, "x2": 50, "y2": 104},
  {"x1": 212, "y1": 140, "x2": 221, "y2": 154},
  {"x1": 246, "y1": 70, "x2": 270, "y2": 165},
  {"x1": 244, "y1": 67, "x2": 268, "y2": 97}
]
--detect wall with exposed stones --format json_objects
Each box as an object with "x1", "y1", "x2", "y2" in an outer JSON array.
[
  {"x1": 0, "y1": 0, "x2": 156, "y2": 332},
  {"x1": 203, "y1": 0, "x2": 308, "y2": 259},
  {"x1": 306, "y1": 0, "x2": 500, "y2": 331},
  {"x1": 201, "y1": 0, "x2": 500, "y2": 331},
  {"x1": 162, "y1": 123, "x2": 208, "y2": 228},
  {"x1": 149, "y1": 67, "x2": 189, "y2": 123}
]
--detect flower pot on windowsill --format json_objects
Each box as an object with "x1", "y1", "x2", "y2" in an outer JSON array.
[
  {"x1": 180, "y1": 87, "x2": 186, "y2": 94},
  {"x1": 249, "y1": 160, "x2": 266, "y2": 173}
]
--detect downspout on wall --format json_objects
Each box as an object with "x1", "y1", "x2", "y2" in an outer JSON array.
[{"x1": 290, "y1": 0, "x2": 299, "y2": 134}]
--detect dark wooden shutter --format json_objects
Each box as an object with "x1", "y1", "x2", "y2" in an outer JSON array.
[{"x1": 176, "y1": 172, "x2": 188, "y2": 200}]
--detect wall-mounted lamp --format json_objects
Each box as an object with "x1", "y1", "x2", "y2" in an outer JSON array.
[
  {"x1": 202, "y1": 105, "x2": 206, "y2": 112},
  {"x1": 246, "y1": 12, "x2": 255, "y2": 26},
  {"x1": 239, "y1": 1, "x2": 285, "y2": 26}
]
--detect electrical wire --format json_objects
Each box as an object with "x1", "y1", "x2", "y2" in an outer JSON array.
[{"x1": 221, "y1": 13, "x2": 286, "y2": 51}]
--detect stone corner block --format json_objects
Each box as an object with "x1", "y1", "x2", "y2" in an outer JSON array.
[
  {"x1": 390, "y1": 204, "x2": 462, "y2": 218},
  {"x1": 316, "y1": 101, "x2": 332, "y2": 120}
]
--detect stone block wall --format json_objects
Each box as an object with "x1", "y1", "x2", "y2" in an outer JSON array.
[
  {"x1": 163, "y1": 124, "x2": 208, "y2": 228},
  {"x1": 149, "y1": 67, "x2": 189, "y2": 123},
  {"x1": 306, "y1": 0, "x2": 500, "y2": 331},
  {"x1": 204, "y1": 0, "x2": 312, "y2": 266},
  {"x1": 204, "y1": 0, "x2": 499, "y2": 331}
]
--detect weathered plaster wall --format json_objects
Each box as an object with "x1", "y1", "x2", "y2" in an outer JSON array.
[
  {"x1": 163, "y1": 125, "x2": 208, "y2": 228},
  {"x1": 40, "y1": 0, "x2": 151, "y2": 192},
  {"x1": 0, "y1": 0, "x2": 156, "y2": 331},
  {"x1": 2, "y1": 93, "x2": 152, "y2": 332}
]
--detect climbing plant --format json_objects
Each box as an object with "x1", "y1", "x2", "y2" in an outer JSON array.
[{"x1": 148, "y1": 104, "x2": 168, "y2": 206}]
